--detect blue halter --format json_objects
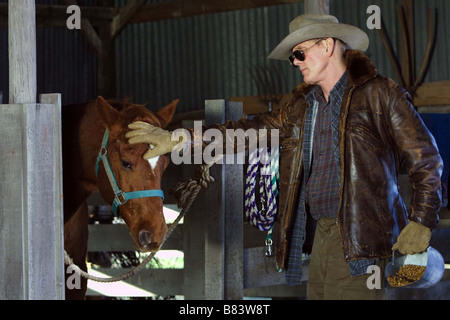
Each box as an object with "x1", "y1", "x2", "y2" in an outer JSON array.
[{"x1": 95, "y1": 129, "x2": 164, "y2": 217}]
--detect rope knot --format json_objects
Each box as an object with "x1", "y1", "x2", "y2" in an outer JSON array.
[{"x1": 169, "y1": 163, "x2": 215, "y2": 209}]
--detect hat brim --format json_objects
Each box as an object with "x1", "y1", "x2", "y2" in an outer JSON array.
[{"x1": 268, "y1": 22, "x2": 369, "y2": 60}]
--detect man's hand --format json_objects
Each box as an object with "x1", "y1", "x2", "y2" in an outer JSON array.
[
  {"x1": 392, "y1": 220, "x2": 431, "y2": 255},
  {"x1": 126, "y1": 121, "x2": 188, "y2": 159}
]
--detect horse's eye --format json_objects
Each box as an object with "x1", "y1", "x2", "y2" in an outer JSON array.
[{"x1": 120, "y1": 159, "x2": 132, "y2": 170}]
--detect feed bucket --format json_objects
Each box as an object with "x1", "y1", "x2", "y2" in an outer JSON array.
[{"x1": 385, "y1": 246, "x2": 444, "y2": 288}]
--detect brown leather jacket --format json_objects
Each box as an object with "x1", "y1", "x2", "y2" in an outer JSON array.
[{"x1": 204, "y1": 50, "x2": 443, "y2": 269}]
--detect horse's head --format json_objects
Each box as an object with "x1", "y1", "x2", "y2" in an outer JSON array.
[{"x1": 95, "y1": 96, "x2": 177, "y2": 252}]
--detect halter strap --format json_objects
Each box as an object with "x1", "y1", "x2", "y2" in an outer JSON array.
[{"x1": 96, "y1": 129, "x2": 164, "y2": 217}]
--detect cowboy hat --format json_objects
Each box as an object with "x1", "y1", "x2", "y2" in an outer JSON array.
[{"x1": 268, "y1": 14, "x2": 369, "y2": 60}]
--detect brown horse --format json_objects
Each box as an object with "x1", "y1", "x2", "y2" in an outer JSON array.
[{"x1": 62, "y1": 96, "x2": 177, "y2": 299}]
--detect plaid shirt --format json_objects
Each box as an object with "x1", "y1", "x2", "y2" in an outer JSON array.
[
  {"x1": 286, "y1": 72, "x2": 374, "y2": 285},
  {"x1": 306, "y1": 84, "x2": 342, "y2": 219}
]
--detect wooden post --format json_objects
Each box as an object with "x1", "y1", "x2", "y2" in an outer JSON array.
[
  {"x1": 97, "y1": 0, "x2": 146, "y2": 98},
  {"x1": 304, "y1": 0, "x2": 329, "y2": 15},
  {"x1": 8, "y1": 0, "x2": 36, "y2": 104},
  {"x1": 182, "y1": 101, "x2": 244, "y2": 299},
  {"x1": 0, "y1": 1, "x2": 64, "y2": 300},
  {"x1": 98, "y1": 25, "x2": 116, "y2": 99},
  {"x1": 203, "y1": 100, "x2": 244, "y2": 300},
  {"x1": 40, "y1": 93, "x2": 65, "y2": 297},
  {"x1": 182, "y1": 161, "x2": 206, "y2": 299},
  {"x1": 0, "y1": 101, "x2": 64, "y2": 300}
]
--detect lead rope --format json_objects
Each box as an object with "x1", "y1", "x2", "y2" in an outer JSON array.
[
  {"x1": 244, "y1": 147, "x2": 279, "y2": 257},
  {"x1": 64, "y1": 163, "x2": 213, "y2": 283}
]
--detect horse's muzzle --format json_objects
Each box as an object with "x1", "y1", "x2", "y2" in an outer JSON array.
[{"x1": 138, "y1": 230, "x2": 161, "y2": 252}]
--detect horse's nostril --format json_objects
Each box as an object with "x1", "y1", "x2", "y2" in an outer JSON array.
[
  {"x1": 138, "y1": 230, "x2": 162, "y2": 251},
  {"x1": 139, "y1": 230, "x2": 152, "y2": 248}
]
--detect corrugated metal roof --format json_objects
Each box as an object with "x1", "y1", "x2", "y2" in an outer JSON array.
[{"x1": 115, "y1": 1, "x2": 305, "y2": 112}]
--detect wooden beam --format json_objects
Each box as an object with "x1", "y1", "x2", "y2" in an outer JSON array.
[
  {"x1": 413, "y1": 81, "x2": 450, "y2": 107},
  {"x1": 0, "y1": 4, "x2": 117, "y2": 28},
  {"x1": 110, "y1": 0, "x2": 146, "y2": 39},
  {"x1": 405, "y1": 1, "x2": 415, "y2": 77},
  {"x1": 230, "y1": 94, "x2": 292, "y2": 115},
  {"x1": 88, "y1": 224, "x2": 184, "y2": 252},
  {"x1": 81, "y1": 18, "x2": 103, "y2": 57},
  {"x1": 1, "y1": 1, "x2": 304, "y2": 28},
  {"x1": 88, "y1": 268, "x2": 184, "y2": 297},
  {"x1": 401, "y1": 0, "x2": 415, "y2": 88},
  {"x1": 243, "y1": 247, "x2": 303, "y2": 289},
  {"x1": 97, "y1": 1, "x2": 116, "y2": 99},
  {"x1": 130, "y1": 0, "x2": 305, "y2": 23}
]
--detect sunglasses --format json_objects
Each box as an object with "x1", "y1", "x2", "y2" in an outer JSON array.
[{"x1": 288, "y1": 39, "x2": 325, "y2": 67}]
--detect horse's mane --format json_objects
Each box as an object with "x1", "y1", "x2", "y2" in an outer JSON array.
[
  {"x1": 105, "y1": 98, "x2": 164, "y2": 127},
  {"x1": 107, "y1": 97, "x2": 145, "y2": 111}
]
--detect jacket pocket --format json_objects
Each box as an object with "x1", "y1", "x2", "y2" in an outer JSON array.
[{"x1": 351, "y1": 125, "x2": 384, "y2": 150}]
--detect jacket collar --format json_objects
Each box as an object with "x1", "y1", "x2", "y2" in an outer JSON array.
[{"x1": 292, "y1": 50, "x2": 378, "y2": 98}]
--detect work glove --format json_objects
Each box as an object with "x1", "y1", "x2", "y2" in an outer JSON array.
[
  {"x1": 126, "y1": 121, "x2": 188, "y2": 159},
  {"x1": 392, "y1": 220, "x2": 431, "y2": 255}
]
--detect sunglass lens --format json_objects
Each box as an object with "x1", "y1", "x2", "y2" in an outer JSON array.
[
  {"x1": 289, "y1": 50, "x2": 305, "y2": 67},
  {"x1": 294, "y1": 50, "x2": 305, "y2": 61}
]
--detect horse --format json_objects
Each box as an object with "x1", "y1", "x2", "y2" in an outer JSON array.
[{"x1": 62, "y1": 96, "x2": 177, "y2": 299}]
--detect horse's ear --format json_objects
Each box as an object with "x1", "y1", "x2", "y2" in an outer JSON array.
[
  {"x1": 156, "y1": 99, "x2": 178, "y2": 129},
  {"x1": 96, "y1": 96, "x2": 123, "y2": 130}
]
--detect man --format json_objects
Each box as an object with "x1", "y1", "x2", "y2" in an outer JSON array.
[{"x1": 126, "y1": 14, "x2": 443, "y2": 299}]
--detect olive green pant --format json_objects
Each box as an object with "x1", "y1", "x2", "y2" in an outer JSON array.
[{"x1": 307, "y1": 217, "x2": 386, "y2": 300}]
